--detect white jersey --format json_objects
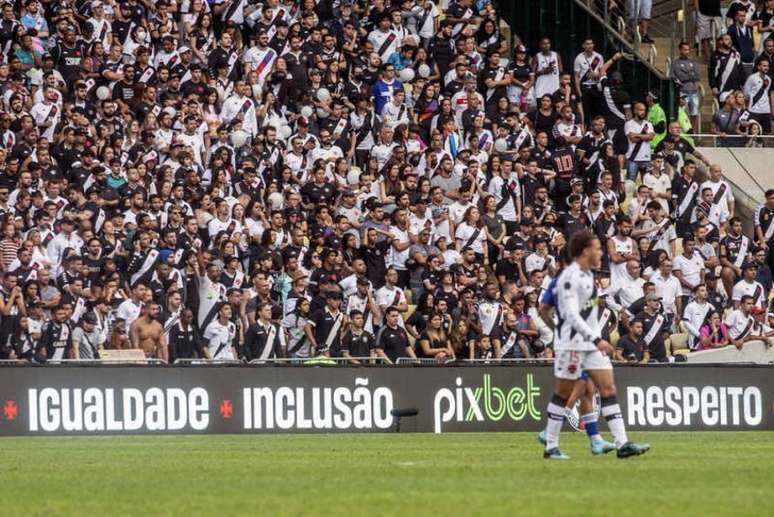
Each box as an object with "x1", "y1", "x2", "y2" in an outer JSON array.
[
  {"x1": 477, "y1": 299, "x2": 503, "y2": 335},
  {"x1": 744, "y1": 72, "x2": 771, "y2": 114},
  {"x1": 374, "y1": 285, "x2": 406, "y2": 327},
  {"x1": 487, "y1": 173, "x2": 519, "y2": 222},
  {"x1": 608, "y1": 236, "x2": 635, "y2": 288},
  {"x1": 534, "y1": 51, "x2": 560, "y2": 98},
  {"x1": 731, "y1": 279, "x2": 766, "y2": 307},
  {"x1": 672, "y1": 251, "x2": 705, "y2": 296},
  {"x1": 682, "y1": 300, "x2": 713, "y2": 350},
  {"x1": 624, "y1": 119, "x2": 654, "y2": 162},
  {"x1": 386, "y1": 225, "x2": 410, "y2": 270},
  {"x1": 725, "y1": 309, "x2": 754, "y2": 340},
  {"x1": 555, "y1": 262, "x2": 602, "y2": 351},
  {"x1": 203, "y1": 319, "x2": 236, "y2": 359},
  {"x1": 573, "y1": 51, "x2": 604, "y2": 88},
  {"x1": 700, "y1": 179, "x2": 734, "y2": 216}
]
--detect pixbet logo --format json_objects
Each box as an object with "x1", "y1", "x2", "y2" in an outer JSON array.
[{"x1": 433, "y1": 374, "x2": 541, "y2": 433}]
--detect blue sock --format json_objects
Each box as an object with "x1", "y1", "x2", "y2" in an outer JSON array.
[
  {"x1": 584, "y1": 420, "x2": 599, "y2": 438},
  {"x1": 581, "y1": 413, "x2": 603, "y2": 445}
]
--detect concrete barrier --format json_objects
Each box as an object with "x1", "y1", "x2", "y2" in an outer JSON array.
[
  {"x1": 685, "y1": 340, "x2": 774, "y2": 364},
  {"x1": 696, "y1": 147, "x2": 769, "y2": 235}
]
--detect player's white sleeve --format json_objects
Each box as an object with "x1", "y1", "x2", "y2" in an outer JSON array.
[{"x1": 557, "y1": 280, "x2": 602, "y2": 343}]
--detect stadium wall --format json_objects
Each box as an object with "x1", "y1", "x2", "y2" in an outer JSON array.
[{"x1": 0, "y1": 365, "x2": 771, "y2": 436}]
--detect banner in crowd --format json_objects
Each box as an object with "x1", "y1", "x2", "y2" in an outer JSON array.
[{"x1": 0, "y1": 365, "x2": 771, "y2": 436}]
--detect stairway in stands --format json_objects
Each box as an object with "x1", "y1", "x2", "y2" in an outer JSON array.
[{"x1": 645, "y1": 0, "x2": 718, "y2": 135}]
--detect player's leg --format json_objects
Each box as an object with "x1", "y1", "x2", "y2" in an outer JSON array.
[
  {"x1": 579, "y1": 379, "x2": 616, "y2": 455},
  {"x1": 538, "y1": 376, "x2": 585, "y2": 445},
  {"x1": 542, "y1": 350, "x2": 581, "y2": 459},
  {"x1": 585, "y1": 350, "x2": 650, "y2": 458}
]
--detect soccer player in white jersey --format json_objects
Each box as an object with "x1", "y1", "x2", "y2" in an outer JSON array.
[
  {"x1": 543, "y1": 230, "x2": 650, "y2": 459},
  {"x1": 537, "y1": 274, "x2": 616, "y2": 456}
]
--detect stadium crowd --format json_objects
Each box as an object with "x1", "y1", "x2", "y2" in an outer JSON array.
[{"x1": 0, "y1": 0, "x2": 772, "y2": 365}]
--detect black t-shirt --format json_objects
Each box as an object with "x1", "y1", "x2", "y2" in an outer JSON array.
[
  {"x1": 698, "y1": 0, "x2": 721, "y2": 16},
  {"x1": 336, "y1": 330, "x2": 374, "y2": 358},
  {"x1": 550, "y1": 148, "x2": 578, "y2": 180},
  {"x1": 617, "y1": 334, "x2": 646, "y2": 362},
  {"x1": 300, "y1": 181, "x2": 336, "y2": 205},
  {"x1": 308, "y1": 308, "x2": 344, "y2": 352},
  {"x1": 376, "y1": 324, "x2": 409, "y2": 363},
  {"x1": 360, "y1": 240, "x2": 389, "y2": 287},
  {"x1": 559, "y1": 210, "x2": 591, "y2": 236},
  {"x1": 495, "y1": 258, "x2": 520, "y2": 282},
  {"x1": 169, "y1": 324, "x2": 202, "y2": 361},
  {"x1": 600, "y1": 77, "x2": 631, "y2": 129},
  {"x1": 634, "y1": 310, "x2": 668, "y2": 362},
  {"x1": 416, "y1": 330, "x2": 446, "y2": 358}
]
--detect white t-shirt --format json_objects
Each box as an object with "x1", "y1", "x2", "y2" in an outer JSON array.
[
  {"x1": 725, "y1": 309, "x2": 754, "y2": 340},
  {"x1": 650, "y1": 272, "x2": 682, "y2": 316},
  {"x1": 624, "y1": 119, "x2": 654, "y2": 162},
  {"x1": 731, "y1": 279, "x2": 766, "y2": 307},
  {"x1": 387, "y1": 225, "x2": 410, "y2": 270},
  {"x1": 203, "y1": 319, "x2": 236, "y2": 359},
  {"x1": 115, "y1": 299, "x2": 143, "y2": 327},
  {"x1": 673, "y1": 252, "x2": 705, "y2": 296},
  {"x1": 455, "y1": 222, "x2": 486, "y2": 255},
  {"x1": 642, "y1": 172, "x2": 671, "y2": 213},
  {"x1": 374, "y1": 285, "x2": 406, "y2": 327}
]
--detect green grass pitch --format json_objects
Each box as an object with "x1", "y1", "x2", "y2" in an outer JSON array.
[{"x1": 0, "y1": 432, "x2": 771, "y2": 516}]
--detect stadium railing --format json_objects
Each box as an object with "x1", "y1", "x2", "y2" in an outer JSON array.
[{"x1": 48, "y1": 358, "x2": 167, "y2": 365}]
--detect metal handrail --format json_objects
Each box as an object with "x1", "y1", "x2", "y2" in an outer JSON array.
[
  {"x1": 175, "y1": 358, "x2": 243, "y2": 365},
  {"x1": 572, "y1": 0, "x2": 671, "y2": 81},
  {"x1": 462, "y1": 358, "x2": 553, "y2": 364},
  {"x1": 247, "y1": 357, "x2": 390, "y2": 365},
  {"x1": 396, "y1": 357, "x2": 451, "y2": 365}
]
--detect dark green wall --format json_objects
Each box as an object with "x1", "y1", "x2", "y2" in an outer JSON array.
[{"x1": 500, "y1": 0, "x2": 678, "y2": 119}]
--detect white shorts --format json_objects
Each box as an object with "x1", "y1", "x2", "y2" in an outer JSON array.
[
  {"x1": 695, "y1": 13, "x2": 720, "y2": 41},
  {"x1": 629, "y1": 0, "x2": 652, "y2": 20},
  {"x1": 554, "y1": 349, "x2": 612, "y2": 380}
]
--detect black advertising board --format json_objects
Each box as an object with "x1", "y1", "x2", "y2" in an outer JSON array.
[{"x1": 0, "y1": 365, "x2": 771, "y2": 435}]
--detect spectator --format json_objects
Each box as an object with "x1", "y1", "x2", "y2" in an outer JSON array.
[
  {"x1": 709, "y1": 34, "x2": 745, "y2": 101},
  {"x1": 696, "y1": 0, "x2": 723, "y2": 62},
  {"x1": 670, "y1": 42, "x2": 701, "y2": 131},
  {"x1": 630, "y1": 0, "x2": 654, "y2": 44},
  {"x1": 0, "y1": 0, "x2": 767, "y2": 370},
  {"x1": 615, "y1": 317, "x2": 647, "y2": 362},
  {"x1": 743, "y1": 58, "x2": 772, "y2": 133},
  {"x1": 698, "y1": 310, "x2": 730, "y2": 350},
  {"x1": 728, "y1": 8, "x2": 756, "y2": 77}
]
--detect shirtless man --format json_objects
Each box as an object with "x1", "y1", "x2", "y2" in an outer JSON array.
[{"x1": 130, "y1": 302, "x2": 168, "y2": 360}]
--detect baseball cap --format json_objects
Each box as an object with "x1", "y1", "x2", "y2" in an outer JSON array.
[
  {"x1": 751, "y1": 306, "x2": 765, "y2": 315},
  {"x1": 645, "y1": 293, "x2": 661, "y2": 302}
]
